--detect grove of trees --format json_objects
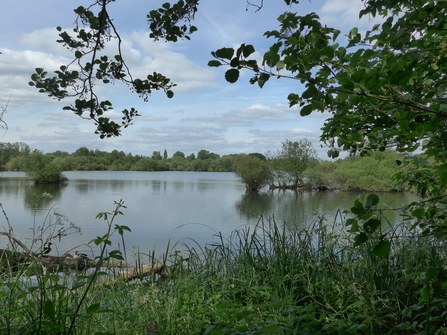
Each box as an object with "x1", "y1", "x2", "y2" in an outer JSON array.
[{"x1": 1, "y1": 140, "x2": 407, "y2": 192}]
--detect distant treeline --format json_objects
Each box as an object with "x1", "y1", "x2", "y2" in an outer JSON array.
[{"x1": 0, "y1": 142, "x2": 406, "y2": 192}]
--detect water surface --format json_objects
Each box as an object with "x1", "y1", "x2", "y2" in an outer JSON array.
[{"x1": 0, "y1": 171, "x2": 417, "y2": 261}]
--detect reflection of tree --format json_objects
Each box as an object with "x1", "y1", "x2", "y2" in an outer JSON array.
[
  {"x1": 24, "y1": 184, "x2": 66, "y2": 212},
  {"x1": 235, "y1": 190, "x2": 349, "y2": 229},
  {"x1": 235, "y1": 192, "x2": 273, "y2": 222}
]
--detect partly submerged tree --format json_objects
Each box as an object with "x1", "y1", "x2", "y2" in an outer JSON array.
[
  {"x1": 25, "y1": 150, "x2": 68, "y2": 184},
  {"x1": 210, "y1": 0, "x2": 447, "y2": 240},
  {"x1": 267, "y1": 138, "x2": 317, "y2": 188},
  {"x1": 235, "y1": 155, "x2": 272, "y2": 192}
]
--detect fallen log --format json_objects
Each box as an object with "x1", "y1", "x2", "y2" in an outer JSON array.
[
  {"x1": 0, "y1": 249, "x2": 135, "y2": 273},
  {"x1": 118, "y1": 262, "x2": 171, "y2": 280}
]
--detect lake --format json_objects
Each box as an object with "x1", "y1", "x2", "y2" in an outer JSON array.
[{"x1": 0, "y1": 171, "x2": 417, "y2": 262}]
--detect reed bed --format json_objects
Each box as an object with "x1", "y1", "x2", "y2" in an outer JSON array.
[{"x1": 1, "y1": 214, "x2": 447, "y2": 334}]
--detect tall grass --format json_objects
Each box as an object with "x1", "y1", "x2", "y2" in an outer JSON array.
[{"x1": 1, "y1": 210, "x2": 447, "y2": 334}]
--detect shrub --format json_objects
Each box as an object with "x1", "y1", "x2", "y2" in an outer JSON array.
[
  {"x1": 235, "y1": 155, "x2": 272, "y2": 192},
  {"x1": 25, "y1": 150, "x2": 67, "y2": 184}
]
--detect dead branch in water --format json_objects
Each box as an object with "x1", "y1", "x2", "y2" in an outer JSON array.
[{"x1": 0, "y1": 249, "x2": 135, "y2": 274}]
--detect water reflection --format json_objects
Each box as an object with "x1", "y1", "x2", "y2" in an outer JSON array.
[
  {"x1": 235, "y1": 189, "x2": 418, "y2": 229},
  {"x1": 235, "y1": 192, "x2": 272, "y2": 221},
  {"x1": 0, "y1": 171, "x2": 418, "y2": 262},
  {"x1": 23, "y1": 184, "x2": 66, "y2": 213}
]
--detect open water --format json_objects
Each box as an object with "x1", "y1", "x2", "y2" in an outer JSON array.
[{"x1": 0, "y1": 171, "x2": 417, "y2": 262}]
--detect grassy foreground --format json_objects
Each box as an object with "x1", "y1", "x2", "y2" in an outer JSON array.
[{"x1": 1, "y1": 215, "x2": 447, "y2": 334}]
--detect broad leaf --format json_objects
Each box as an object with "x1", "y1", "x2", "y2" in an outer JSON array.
[
  {"x1": 371, "y1": 240, "x2": 390, "y2": 257},
  {"x1": 225, "y1": 69, "x2": 240, "y2": 83}
]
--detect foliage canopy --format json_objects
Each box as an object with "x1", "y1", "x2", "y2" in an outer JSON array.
[{"x1": 210, "y1": 0, "x2": 447, "y2": 237}]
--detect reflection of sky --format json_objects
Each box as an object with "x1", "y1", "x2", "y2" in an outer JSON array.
[{"x1": 0, "y1": 171, "x2": 417, "y2": 263}]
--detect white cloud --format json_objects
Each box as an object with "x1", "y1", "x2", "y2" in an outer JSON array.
[
  {"x1": 125, "y1": 31, "x2": 220, "y2": 92},
  {"x1": 319, "y1": 0, "x2": 376, "y2": 29},
  {"x1": 183, "y1": 103, "x2": 291, "y2": 126},
  {"x1": 0, "y1": 47, "x2": 71, "y2": 107}
]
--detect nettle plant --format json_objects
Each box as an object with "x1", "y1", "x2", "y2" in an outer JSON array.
[{"x1": 209, "y1": 0, "x2": 447, "y2": 247}]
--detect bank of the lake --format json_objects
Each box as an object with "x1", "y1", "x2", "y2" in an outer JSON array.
[{"x1": 1, "y1": 215, "x2": 446, "y2": 334}]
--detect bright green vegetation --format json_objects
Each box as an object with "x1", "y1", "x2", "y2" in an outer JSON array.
[
  {"x1": 0, "y1": 141, "x2": 408, "y2": 192},
  {"x1": 2, "y1": 200, "x2": 447, "y2": 334},
  {"x1": 234, "y1": 154, "x2": 272, "y2": 192},
  {"x1": 267, "y1": 139, "x2": 317, "y2": 189},
  {"x1": 24, "y1": 150, "x2": 67, "y2": 184}
]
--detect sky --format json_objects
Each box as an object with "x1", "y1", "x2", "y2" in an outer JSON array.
[{"x1": 0, "y1": 0, "x2": 375, "y2": 159}]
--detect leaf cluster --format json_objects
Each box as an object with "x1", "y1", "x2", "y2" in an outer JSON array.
[
  {"x1": 29, "y1": 1, "x2": 178, "y2": 138},
  {"x1": 148, "y1": 0, "x2": 198, "y2": 42}
]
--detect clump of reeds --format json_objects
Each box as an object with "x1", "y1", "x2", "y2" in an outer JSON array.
[
  {"x1": 145, "y1": 215, "x2": 447, "y2": 334},
  {"x1": 2, "y1": 211, "x2": 447, "y2": 334}
]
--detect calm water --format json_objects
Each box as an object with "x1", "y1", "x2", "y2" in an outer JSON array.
[{"x1": 0, "y1": 171, "x2": 417, "y2": 261}]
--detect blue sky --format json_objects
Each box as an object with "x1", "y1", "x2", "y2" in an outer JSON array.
[{"x1": 0, "y1": 0, "x2": 375, "y2": 158}]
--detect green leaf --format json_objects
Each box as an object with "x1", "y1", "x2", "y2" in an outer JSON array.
[
  {"x1": 302, "y1": 84, "x2": 318, "y2": 99},
  {"x1": 425, "y1": 267, "x2": 438, "y2": 281},
  {"x1": 365, "y1": 194, "x2": 379, "y2": 208},
  {"x1": 263, "y1": 50, "x2": 280, "y2": 68},
  {"x1": 346, "y1": 218, "x2": 359, "y2": 232},
  {"x1": 215, "y1": 47, "x2": 234, "y2": 60},
  {"x1": 258, "y1": 73, "x2": 270, "y2": 88},
  {"x1": 312, "y1": 101, "x2": 325, "y2": 112},
  {"x1": 354, "y1": 232, "x2": 368, "y2": 246},
  {"x1": 258, "y1": 325, "x2": 281, "y2": 333},
  {"x1": 300, "y1": 104, "x2": 313, "y2": 116},
  {"x1": 412, "y1": 208, "x2": 425, "y2": 219},
  {"x1": 422, "y1": 285, "x2": 431, "y2": 301},
  {"x1": 351, "y1": 199, "x2": 365, "y2": 215},
  {"x1": 363, "y1": 218, "x2": 381, "y2": 233},
  {"x1": 349, "y1": 27, "x2": 358, "y2": 38},
  {"x1": 86, "y1": 303, "x2": 101, "y2": 314},
  {"x1": 276, "y1": 60, "x2": 285, "y2": 71},
  {"x1": 242, "y1": 44, "x2": 255, "y2": 58},
  {"x1": 225, "y1": 69, "x2": 240, "y2": 83},
  {"x1": 371, "y1": 240, "x2": 390, "y2": 256},
  {"x1": 208, "y1": 60, "x2": 222, "y2": 67},
  {"x1": 44, "y1": 300, "x2": 56, "y2": 319}
]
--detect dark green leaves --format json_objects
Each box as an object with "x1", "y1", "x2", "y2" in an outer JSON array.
[
  {"x1": 371, "y1": 240, "x2": 390, "y2": 257},
  {"x1": 31, "y1": 0, "x2": 181, "y2": 138},
  {"x1": 365, "y1": 194, "x2": 379, "y2": 209},
  {"x1": 148, "y1": 0, "x2": 199, "y2": 42},
  {"x1": 208, "y1": 60, "x2": 222, "y2": 67},
  {"x1": 225, "y1": 69, "x2": 240, "y2": 84},
  {"x1": 215, "y1": 47, "x2": 234, "y2": 60},
  {"x1": 211, "y1": 44, "x2": 258, "y2": 85}
]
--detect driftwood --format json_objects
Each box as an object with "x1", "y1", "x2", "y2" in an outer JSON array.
[
  {"x1": 0, "y1": 249, "x2": 135, "y2": 273},
  {"x1": 116, "y1": 262, "x2": 171, "y2": 281}
]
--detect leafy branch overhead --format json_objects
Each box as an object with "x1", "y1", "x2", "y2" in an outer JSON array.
[
  {"x1": 209, "y1": 0, "x2": 447, "y2": 239},
  {"x1": 29, "y1": 0, "x2": 200, "y2": 138}
]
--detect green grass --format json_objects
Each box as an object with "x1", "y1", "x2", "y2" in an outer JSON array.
[{"x1": 1, "y1": 212, "x2": 447, "y2": 334}]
